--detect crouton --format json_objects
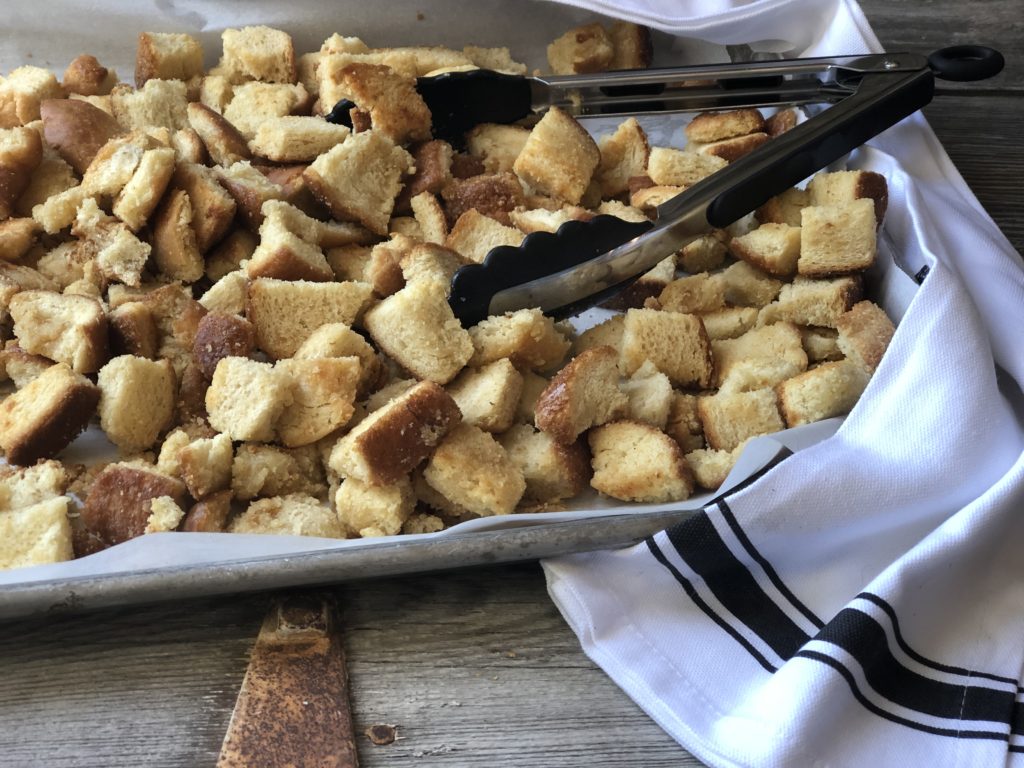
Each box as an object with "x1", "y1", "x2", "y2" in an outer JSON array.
[
  {"x1": 657, "y1": 271, "x2": 725, "y2": 314},
  {"x1": 466, "y1": 124, "x2": 530, "y2": 175},
  {"x1": 630, "y1": 184, "x2": 682, "y2": 213},
  {"x1": 135, "y1": 32, "x2": 204, "y2": 86},
  {"x1": 600, "y1": 255, "x2": 676, "y2": 312},
  {"x1": 394, "y1": 140, "x2": 453, "y2": 213},
  {"x1": 330, "y1": 63, "x2": 431, "y2": 144},
  {"x1": 462, "y1": 45, "x2": 527, "y2": 74},
  {"x1": 366, "y1": 239, "x2": 407, "y2": 297},
  {"x1": 666, "y1": 392, "x2": 705, "y2": 452},
  {"x1": 547, "y1": 23, "x2": 614, "y2": 74},
  {"x1": 0, "y1": 218, "x2": 38, "y2": 261},
  {"x1": 698, "y1": 388, "x2": 783, "y2": 451},
  {"x1": 595, "y1": 118, "x2": 649, "y2": 197},
  {"x1": 686, "y1": 109, "x2": 765, "y2": 144},
  {"x1": 303, "y1": 131, "x2": 415, "y2": 236},
  {"x1": 571, "y1": 314, "x2": 624, "y2": 360},
  {"x1": 619, "y1": 308, "x2": 714, "y2": 388},
  {"x1": 719, "y1": 261, "x2": 784, "y2": 308},
  {"x1": 230, "y1": 494, "x2": 344, "y2": 538},
  {"x1": 171, "y1": 162, "x2": 237, "y2": 253},
  {"x1": 250, "y1": 116, "x2": 350, "y2": 163},
  {"x1": 728, "y1": 222, "x2": 801, "y2": 278},
  {"x1": 699, "y1": 306, "x2": 759, "y2": 340},
  {"x1": 186, "y1": 102, "x2": 250, "y2": 166},
  {"x1": 410, "y1": 192, "x2": 449, "y2": 245},
  {"x1": 63, "y1": 54, "x2": 117, "y2": 96},
  {"x1": 0, "y1": 67, "x2": 63, "y2": 127},
  {"x1": 835, "y1": 300, "x2": 895, "y2": 373},
  {"x1": 646, "y1": 146, "x2": 726, "y2": 188},
  {"x1": 143, "y1": 496, "x2": 186, "y2": 534},
  {"x1": 798, "y1": 199, "x2": 877, "y2": 276},
  {"x1": 596, "y1": 199, "x2": 648, "y2": 224},
  {"x1": 514, "y1": 108, "x2": 599, "y2": 205},
  {"x1": 247, "y1": 200, "x2": 334, "y2": 282},
  {"x1": 776, "y1": 359, "x2": 869, "y2": 427},
  {"x1": 807, "y1": 169, "x2": 888, "y2": 224},
  {"x1": 78, "y1": 463, "x2": 187, "y2": 551},
  {"x1": 231, "y1": 444, "x2": 326, "y2": 500},
  {"x1": 206, "y1": 357, "x2": 294, "y2": 442},
  {"x1": 97, "y1": 356, "x2": 177, "y2": 453},
  {"x1": 15, "y1": 144, "x2": 78, "y2": 217},
  {"x1": 469, "y1": 307, "x2": 571, "y2": 371},
  {"x1": 150, "y1": 188, "x2": 203, "y2": 282},
  {"x1": 198, "y1": 74, "x2": 233, "y2": 113},
  {"x1": 757, "y1": 276, "x2": 862, "y2": 328},
  {"x1": 328, "y1": 380, "x2": 461, "y2": 485},
  {"x1": 0, "y1": 497, "x2": 73, "y2": 570},
  {"x1": 444, "y1": 208, "x2": 525, "y2": 264},
  {"x1": 30, "y1": 185, "x2": 89, "y2": 235},
  {"x1": 10, "y1": 290, "x2": 107, "y2": 373},
  {"x1": 696, "y1": 132, "x2": 769, "y2": 162},
  {"x1": 756, "y1": 186, "x2": 809, "y2": 226},
  {"x1": 335, "y1": 477, "x2": 414, "y2": 537},
  {"x1": 514, "y1": 370, "x2": 549, "y2": 425},
  {"x1": 39, "y1": 99, "x2": 122, "y2": 176},
  {"x1": 1, "y1": 126, "x2": 43, "y2": 219},
  {"x1": 621, "y1": 361, "x2": 673, "y2": 428},
  {"x1": 109, "y1": 301, "x2": 158, "y2": 359},
  {"x1": 1, "y1": 342, "x2": 51, "y2": 389},
  {"x1": 447, "y1": 358, "x2": 524, "y2": 433},
  {"x1": 509, "y1": 205, "x2": 591, "y2": 235},
  {"x1": 193, "y1": 311, "x2": 257, "y2": 380},
  {"x1": 199, "y1": 270, "x2": 248, "y2": 315},
  {"x1": 442, "y1": 172, "x2": 525, "y2": 227},
  {"x1": 712, "y1": 321, "x2": 807, "y2": 392},
  {"x1": 222, "y1": 82, "x2": 310, "y2": 141},
  {"x1": 588, "y1": 420, "x2": 693, "y2": 503},
  {"x1": 219, "y1": 26, "x2": 297, "y2": 84},
  {"x1": 363, "y1": 278, "x2": 474, "y2": 384},
  {"x1": 686, "y1": 444, "x2": 745, "y2": 491},
  {"x1": 534, "y1": 345, "x2": 627, "y2": 444},
  {"x1": 0, "y1": 460, "x2": 68, "y2": 512},
  {"x1": 181, "y1": 490, "x2": 232, "y2": 532},
  {"x1": 422, "y1": 423, "x2": 524, "y2": 516},
  {"x1": 168, "y1": 429, "x2": 235, "y2": 496},
  {"x1": 217, "y1": 160, "x2": 287, "y2": 230},
  {"x1": 0, "y1": 363, "x2": 99, "y2": 465},
  {"x1": 275, "y1": 357, "x2": 360, "y2": 447},
  {"x1": 498, "y1": 424, "x2": 588, "y2": 506},
  {"x1": 608, "y1": 22, "x2": 653, "y2": 69},
  {"x1": 293, "y1": 322, "x2": 383, "y2": 396},
  {"x1": 246, "y1": 277, "x2": 374, "y2": 359},
  {"x1": 801, "y1": 326, "x2": 842, "y2": 362},
  {"x1": 110, "y1": 80, "x2": 189, "y2": 131}
]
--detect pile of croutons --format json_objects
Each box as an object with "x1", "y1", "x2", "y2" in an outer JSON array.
[{"x1": 0, "y1": 19, "x2": 895, "y2": 571}]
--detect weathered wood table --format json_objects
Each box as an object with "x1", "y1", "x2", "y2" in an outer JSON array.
[{"x1": 1, "y1": 2, "x2": 1020, "y2": 765}]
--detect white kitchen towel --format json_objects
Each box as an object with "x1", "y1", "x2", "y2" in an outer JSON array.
[{"x1": 543, "y1": 1, "x2": 1024, "y2": 766}]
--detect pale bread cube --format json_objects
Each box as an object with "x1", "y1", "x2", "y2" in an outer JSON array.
[
  {"x1": 135, "y1": 32, "x2": 204, "y2": 86},
  {"x1": 110, "y1": 80, "x2": 189, "y2": 131},
  {"x1": 97, "y1": 355, "x2": 177, "y2": 453},
  {"x1": 219, "y1": 26, "x2": 297, "y2": 84},
  {"x1": 335, "y1": 477, "x2": 415, "y2": 537},
  {"x1": 757, "y1": 276, "x2": 862, "y2": 329},
  {"x1": 467, "y1": 123, "x2": 530, "y2": 174},
  {"x1": 0, "y1": 497, "x2": 73, "y2": 570},
  {"x1": 513, "y1": 107, "x2": 599, "y2": 205},
  {"x1": 729, "y1": 223, "x2": 802, "y2": 279},
  {"x1": 697, "y1": 388, "x2": 783, "y2": 451},
  {"x1": 445, "y1": 209, "x2": 524, "y2": 264},
  {"x1": 250, "y1": 116, "x2": 350, "y2": 163},
  {"x1": 798, "y1": 199, "x2": 877, "y2": 276},
  {"x1": 646, "y1": 147, "x2": 726, "y2": 187},
  {"x1": 423, "y1": 423, "x2": 525, "y2": 516},
  {"x1": 275, "y1": 357, "x2": 360, "y2": 447},
  {"x1": 10, "y1": 290, "x2": 107, "y2": 373},
  {"x1": 835, "y1": 300, "x2": 896, "y2": 373},
  {"x1": 469, "y1": 308, "x2": 571, "y2": 371},
  {"x1": 230, "y1": 494, "x2": 344, "y2": 538},
  {"x1": 619, "y1": 308, "x2": 714, "y2": 388},
  {"x1": 499, "y1": 423, "x2": 589, "y2": 506},
  {"x1": 776, "y1": 359, "x2": 869, "y2": 427},
  {"x1": 588, "y1": 420, "x2": 693, "y2": 503},
  {"x1": 446, "y1": 358, "x2": 524, "y2": 433},
  {"x1": 712, "y1": 322, "x2": 807, "y2": 392},
  {"x1": 547, "y1": 23, "x2": 614, "y2": 74},
  {"x1": 206, "y1": 357, "x2": 294, "y2": 442},
  {"x1": 596, "y1": 118, "x2": 649, "y2": 198},
  {"x1": 621, "y1": 361, "x2": 673, "y2": 429}
]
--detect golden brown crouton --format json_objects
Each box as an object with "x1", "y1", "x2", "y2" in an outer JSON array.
[
  {"x1": 798, "y1": 199, "x2": 877, "y2": 276},
  {"x1": 620, "y1": 308, "x2": 714, "y2": 388},
  {"x1": 444, "y1": 208, "x2": 525, "y2": 264},
  {"x1": 588, "y1": 420, "x2": 693, "y2": 503},
  {"x1": 230, "y1": 444, "x2": 326, "y2": 500},
  {"x1": 135, "y1": 32, "x2": 204, "y2": 86},
  {"x1": 466, "y1": 124, "x2": 530, "y2": 175},
  {"x1": 0, "y1": 363, "x2": 100, "y2": 465},
  {"x1": 293, "y1": 322, "x2": 383, "y2": 395},
  {"x1": 181, "y1": 490, "x2": 232, "y2": 532},
  {"x1": 666, "y1": 391, "x2": 705, "y2": 452},
  {"x1": 331, "y1": 63, "x2": 431, "y2": 145},
  {"x1": 250, "y1": 116, "x2": 350, "y2": 163},
  {"x1": 186, "y1": 102, "x2": 251, "y2": 167},
  {"x1": 686, "y1": 444, "x2": 745, "y2": 491},
  {"x1": 335, "y1": 476, "x2": 415, "y2": 537},
  {"x1": 646, "y1": 146, "x2": 726, "y2": 188},
  {"x1": 700, "y1": 306, "x2": 759, "y2": 341},
  {"x1": 442, "y1": 172, "x2": 525, "y2": 227},
  {"x1": 807, "y1": 169, "x2": 888, "y2": 225},
  {"x1": 595, "y1": 118, "x2": 650, "y2": 197},
  {"x1": 63, "y1": 55, "x2": 117, "y2": 96},
  {"x1": 10, "y1": 290, "x2": 108, "y2": 373},
  {"x1": 1, "y1": 126, "x2": 43, "y2": 219},
  {"x1": 192, "y1": 311, "x2": 257, "y2": 380},
  {"x1": 275, "y1": 356, "x2": 360, "y2": 447},
  {"x1": 0, "y1": 67, "x2": 63, "y2": 127},
  {"x1": 217, "y1": 160, "x2": 287, "y2": 230},
  {"x1": 171, "y1": 162, "x2": 237, "y2": 253},
  {"x1": 328, "y1": 380, "x2": 461, "y2": 485},
  {"x1": 756, "y1": 186, "x2": 809, "y2": 227},
  {"x1": 608, "y1": 22, "x2": 654, "y2": 69},
  {"x1": 111, "y1": 147, "x2": 176, "y2": 233},
  {"x1": 835, "y1": 300, "x2": 896, "y2": 373},
  {"x1": 657, "y1": 271, "x2": 725, "y2": 314},
  {"x1": 206, "y1": 356, "x2": 294, "y2": 442},
  {"x1": 109, "y1": 301, "x2": 159, "y2": 360},
  {"x1": 199, "y1": 270, "x2": 248, "y2": 315},
  {"x1": 765, "y1": 109, "x2": 797, "y2": 137},
  {"x1": 150, "y1": 188, "x2": 203, "y2": 282},
  {"x1": 712, "y1": 322, "x2": 808, "y2": 392},
  {"x1": 776, "y1": 359, "x2": 869, "y2": 427},
  {"x1": 469, "y1": 308, "x2": 571, "y2": 371},
  {"x1": 757, "y1": 276, "x2": 862, "y2": 328},
  {"x1": 547, "y1": 23, "x2": 614, "y2": 74},
  {"x1": 729, "y1": 223, "x2": 802, "y2": 279},
  {"x1": 498, "y1": 424, "x2": 589, "y2": 506},
  {"x1": 719, "y1": 261, "x2": 784, "y2": 308},
  {"x1": 514, "y1": 108, "x2": 599, "y2": 205},
  {"x1": 247, "y1": 200, "x2": 334, "y2": 282},
  {"x1": 698, "y1": 388, "x2": 783, "y2": 451},
  {"x1": 686, "y1": 109, "x2": 766, "y2": 144},
  {"x1": 229, "y1": 494, "x2": 344, "y2": 538},
  {"x1": 97, "y1": 355, "x2": 177, "y2": 453},
  {"x1": 423, "y1": 423, "x2": 525, "y2": 516},
  {"x1": 0, "y1": 218, "x2": 38, "y2": 261},
  {"x1": 222, "y1": 82, "x2": 310, "y2": 141},
  {"x1": 38, "y1": 99, "x2": 122, "y2": 176},
  {"x1": 534, "y1": 345, "x2": 627, "y2": 444},
  {"x1": 602, "y1": 255, "x2": 677, "y2": 312}
]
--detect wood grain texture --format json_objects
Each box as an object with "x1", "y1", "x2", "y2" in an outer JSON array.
[{"x1": 0, "y1": 4, "x2": 1020, "y2": 768}]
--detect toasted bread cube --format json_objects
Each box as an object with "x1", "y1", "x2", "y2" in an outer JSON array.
[
  {"x1": 110, "y1": 80, "x2": 189, "y2": 131},
  {"x1": 31, "y1": 185, "x2": 89, "y2": 234},
  {"x1": 171, "y1": 162, "x2": 237, "y2": 254},
  {"x1": 469, "y1": 308, "x2": 571, "y2": 371},
  {"x1": 442, "y1": 172, "x2": 525, "y2": 227},
  {"x1": 39, "y1": 99, "x2": 122, "y2": 177},
  {"x1": 657, "y1": 272, "x2": 725, "y2": 314},
  {"x1": 363, "y1": 279, "x2": 474, "y2": 384},
  {"x1": 222, "y1": 82, "x2": 309, "y2": 140},
  {"x1": 220, "y1": 26, "x2": 297, "y2": 84},
  {"x1": 186, "y1": 102, "x2": 250, "y2": 166},
  {"x1": 10, "y1": 290, "x2": 107, "y2": 373},
  {"x1": 293, "y1": 322, "x2": 383, "y2": 396},
  {"x1": 328, "y1": 380, "x2": 461, "y2": 485},
  {"x1": 595, "y1": 200, "x2": 648, "y2": 224},
  {"x1": 206, "y1": 357, "x2": 294, "y2": 442},
  {"x1": 609, "y1": 22, "x2": 653, "y2": 69},
  {"x1": 199, "y1": 270, "x2": 249, "y2": 315},
  {"x1": 589, "y1": 420, "x2": 693, "y2": 503},
  {"x1": 807, "y1": 169, "x2": 888, "y2": 224},
  {"x1": 410, "y1": 193, "x2": 449, "y2": 245},
  {"x1": 498, "y1": 424, "x2": 588, "y2": 506},
  {"x1": 534, "y1": 346, "x2": 627, "y2": 444},
  {"x1": 462, "y1": 45, "x2": 528, "y2": 74},
  {"x1": 595, "y1": 118, "x2": 650, "y2": 198},
  {"x1": 699, "y1": 306, "x2": 759, "y2": 340},
  {"x1": 0, "y1": 497, "x2": 73, "y2": 570},
  {"x1": 0, "y1": 263, "x2": 58, "y2": 316},
  {"x1": 1, "y1": 342, "x2": 54, "y2": 388},
  {"x1": 97, "y1": 356, "x2": 176, "y2": 453},
  {"x1": 335, "y1": 476, "x2": 414, "y2": 537},
  {"x1": 757, "y1": 276, "x2": 862, "y2": 329},
  {"x1": 0, "y1": 363, "x2": 99, "y2": 465},
  {"x1": 602, "y1": 254, "x2": 676, "y2": 311},
  {"x1": 423, "y1": 423, "x2": 525, "y2": 516},
  {"x1": 0, "y1": 67, "x2": 63, "y2": 126},
  {"x1": 246, "y1": 277, "x2": 374, "y2": 359},
  {"x1": 135, "y1": 32, "x2": 204, "y2": 86},
  {"x1": 756, "y1": 186, "x2": 809, "y2": 226},
  {"x1": 666, "y1": 392, "x2": 705, "y2": 453},
  {"x1": 730, "y1": 222, "x2": 801, "y2": 279},
  {"x1": 698, "y1": 388, "x2": 783, "y2": 451},
  {"x1": 466, "y1": 124, "x2": 530, "y2": 174},
  {"x1": 686, "y1": 444, "x2": 744, "y2": 491},
  {"x1": 401, "y1": 512, "x2": 445, "y2": 535},
  {"x1": 109, "y1": 301, "x2": 158, "y2": 359},
  {"x1": 712, "y1": 321, "x2": 807, "y2": 392},
  {"x1": 776, "y1": 359, "x2": 869, "y2": 427},
  {"x1": 275, "y1": 357, "x2": 360, "y2": 447},
  {"x1": 647, "y1": 147, "x2": 726, "y2": 188},
  {"x1": 766, "y1": 109, "x2": 797, "y2": 136},
  {"x1": 367, "y1": 236, "x2": 408, "y2": 296},
  {"x1": 696, "y1": 132, "x2": 769, "y2": 162},
  {"x1": 719, "y1": 261, "x2": 784, "y2": 308},
  {"x1": 111, "y1": 147, "x2": 176, "y2": 232},
  {"x1": 802, "y1": 326, "x2": 842, "y2": 362},
  {"x1": 444, "y1": 208, "x2": 524, "y2": 264},
  {"x1": 181, "y1": 491, "x2": 232, "y2": 532},
  {"x1": 447, "y1": 359, "x2": 524, "y2": 433},
  {"x1": 509, "y1": 205, "x2": 591, "y2": 235},
  {"x1": 199, "y1": 74, "x2": 234, "y2": 113},
  {"x1": 15, "y1": 144, "x2": 78, "y2": 217},
  {"x1": 621, "y1": 361, "x2": 673, "y2": 429},
  {"x1": 78, "y1": 464, "x2": 187, "y2": 551},
  {"x1": 247, "y1": 200, "x2": 333, "y2": 282},
  {"x1": 798, "y1": 199, "x2": 877, "y2": 276},
  {"x1": 0, "y1": 459, "x2": 67, "y2": 512},
  {"x1": 230, "y1": 444, "x2": 326, "y2": 500},
  {"x1": 192, "y1": 311, "x2": 257, "y2": 380},
  {"x1": 0, "y1": 218, "x2": 38, "y2": 261},
  {"x1": 571, "y1": 314, "x2": 624, "y2": 361},
  {"x1": 150, "y1": 188, "x2": 203, "y2": 281},
  {"x1": 836, "y1": 300, "x2": 896, "y2": 373},
  {"x1": 547, "y1": 23, "x2": 614, "y2": 74},
  {"x1": 296, "y1": 51, "x2": 323, "y2": 96},
  {"x1": 330, "y1": 63, "x2": 431, "y2": 145},
  {"x1": 250, "y1": 116, "x2": 349, "y2": 163},
  {"x1": 217, "y1": 160, "x2": 287, "y2": 230},
  {"x1": 144, "y1": 496, "x2": 186, "y2": 534},
  {"x1": 620, "y1": 308, "x2": 714, "y2": 388},
  {"x1": 686, "y1": 109, "x2": 765, "y2": 144},
  {"x1": 230, "y1": 494, "x2": 344, "y2": 538},
  {"x1": 1, "y1": 126, "x2": 44, "y2": 219},
  {"x1": 630, "y1": 184, "x2": 682, "y2": 213},
  {"x1": 513, "y1": 107, "x2": 599, "y2": 205},
  {"x1": 303, "y1": 131, "x2": 414, "y2": 236},
  {"x1": 395, "y1": 140, "x2": 453, "y2": 213},
  {"x1": 80, "y1": 132, "x2": 155, "y2": 198}
]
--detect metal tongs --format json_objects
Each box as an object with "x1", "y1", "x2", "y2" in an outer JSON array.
[{"x1": 329, "y1": 45, "x2": 1004, "y2": 325}]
